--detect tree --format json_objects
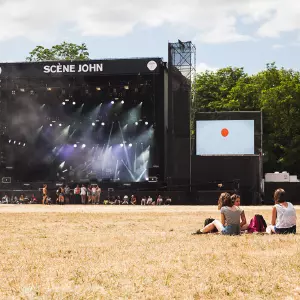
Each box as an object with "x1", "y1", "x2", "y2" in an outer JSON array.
[
  {"x1": 26, "y1": 42, "x2": 89, "y2": 62},
  {"x1": 193, "y1": 63, "x2": 300, "y2": 175}
]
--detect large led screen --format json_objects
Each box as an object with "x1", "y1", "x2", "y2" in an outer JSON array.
[{"x1": 196, "y1": 120, "x2": 255, "y2": 155}]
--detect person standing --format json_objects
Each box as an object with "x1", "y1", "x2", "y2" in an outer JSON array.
[
  {"x1": 42, "y1": 184, "x2": 48, "y2": 205},
  {"x1": 80, "y1": 185, "x2": 87, "y2": 205}
]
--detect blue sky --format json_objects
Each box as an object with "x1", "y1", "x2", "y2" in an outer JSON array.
[{"x1": 0, "y1": 0, "x2": 299, "y2": 74}]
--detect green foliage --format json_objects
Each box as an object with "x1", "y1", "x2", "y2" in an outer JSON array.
[
  {"x1": 26, "y1": 42, "x2": 89, "y2": 62},
  {"x1": 193, "y1": 63, "x2": 300, "y2": 174}
]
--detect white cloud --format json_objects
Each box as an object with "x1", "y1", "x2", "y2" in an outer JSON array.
[
  {"x1": 197, "y1": 62, "x2": 219, "y2": 73},
  {"x1": 272, "y1": 44, "x2": 285, "y2": 49},
  {"x1": 0, "y1": 0, "x2": 299, "y2": 44}
]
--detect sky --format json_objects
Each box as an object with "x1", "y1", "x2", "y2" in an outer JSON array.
[{"x1": 0, "y1": 0, "x2": 300, "y2": 74}]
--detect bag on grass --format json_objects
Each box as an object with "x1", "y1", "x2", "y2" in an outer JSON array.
[
  {"x1": 248, "y1": 214, "x2": 267, "y2": 233},
  {"x1": 204, "y1": 218, "x2": 218, "y2": 233}
]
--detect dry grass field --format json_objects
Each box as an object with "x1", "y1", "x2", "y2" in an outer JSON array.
[{"x1": 0, "y1": 205, "x2": 299, "y2": 300}]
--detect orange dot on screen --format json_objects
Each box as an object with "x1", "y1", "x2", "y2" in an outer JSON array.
[{"x1": 221, "y1": 128, "x2": 229, "y2": 137}]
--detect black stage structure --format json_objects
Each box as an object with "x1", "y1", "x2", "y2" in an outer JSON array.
[
  {"x1": 0, "y1": 42, "x2": 270, "y2": 205},
  {"x1": 0, "y1": 59, "x2": 171, "y2": 194},
  {"x1": 192, "y1": 111, "x2": 263, "y2": 205}
]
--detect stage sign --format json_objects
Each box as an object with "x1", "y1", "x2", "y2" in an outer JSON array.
[{"x1": 0, "y1": 58, "x2": 161, "y2": 78}]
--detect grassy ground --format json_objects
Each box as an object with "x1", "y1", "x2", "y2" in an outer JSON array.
[{"x1": 0, "y1": 205, "x2": 299, "y2": 299}]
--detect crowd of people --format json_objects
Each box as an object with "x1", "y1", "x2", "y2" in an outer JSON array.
[
  {"x1": 193, "y1": 188, "x2": 297, "y2": 235},
  {"x1": 41, "y1": 184, "x2": 172, "y2": 205}
]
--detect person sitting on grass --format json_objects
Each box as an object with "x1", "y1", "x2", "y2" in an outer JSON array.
[
  {"x1": 266, "y1": 189, "x2": 297, "y2": 234},
  {"x1": 231, "y1": 194, "x2": 248, "y2": 231},
  {"x1": 193, "y1": 192, "x2": 246, "y2": 235}
]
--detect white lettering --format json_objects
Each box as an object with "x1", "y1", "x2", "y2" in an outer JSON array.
[
  {"x1": 81, "y1": 64, "x2": 89, "y2": 73},
  {"x1": 50, "y1": 65, "x2": 57, "y2": 73},
  {"x1": 63, "y1": 65, "x2": 69, "y2": 72},
  {"x1": 89, "y1": 64, "x2": 96, "y2": 72},
  {"x1": 44, "y1": 66, "x2": 51, "y2": 74},
  {"x1": 44, "y1": 63, "x2": 103, "y2": 74},
  {"x1": 97, "y1": 64, "x2": 103, "y2": 72}
]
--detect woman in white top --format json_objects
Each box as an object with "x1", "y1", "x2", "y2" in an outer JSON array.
[{"x1": 266, "y1": 189, "x2": 297, "y2": 234}]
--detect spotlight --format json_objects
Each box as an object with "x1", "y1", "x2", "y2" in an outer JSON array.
[
  {"x1": 135, "y1": 122, "x2": 139, "y2": 126},
  {"x1": 92, "y1": 123, "x2": 96, "y2": 126},
  {"x1": 111, "y1": 101, "x2": 115, "y2": 104},
  {"x1": 121, "y1": 100, "x2": 125, "y2": 104},
  {"x1": 145, "y1": 122, "x2": 149, "y2": 125},
  {"x1": 62, "y1": 102, "x2": 66, "y2": 105},
  {"x1": 82, "y1": 144, "x2": 86, "y2": 149},
  {"x1": 9, "y1": 140, "x2": 11, "y2": 143},
  {"x1": 129, "y1": 143, "x2": 133, "y2": 147},
  {"x1": 14, "y1": 141, "x2": 16, "y2": 144},
  {"x1": 72, "y1": 102, "x2": 76, "y2": 105},
  {"x1": 18, "y1": 142, "x2": 21, "y2": 145},
  {"x1": 120, "y1": 144, "x2": 124, "y2": 147},
  {"x1": 101, "y1": 122, "x2": 105, "y2": 126},
  {"x1": 73, "y1": 144, "x2": 77, "y2": 148},
  {"x1": 50, "y1": 124, "x2": 53, "y2": 127},
  {"x1": 59, "y1": 124, "x2": 62, "y2": 127},
  {"x1": 23, "y1": 143, "x2": 26, "y2": 147}
]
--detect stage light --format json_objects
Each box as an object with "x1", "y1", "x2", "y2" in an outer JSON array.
[
  {"x1": 59, "y1": 124, "x2": 62, "y2": 127},
  {"x1": 145, "y1": 122, "x2": 149, "y2": 125},
  {"x1": 111, "y1": 101, "x2": 115, "y2": 104},
  {"x1": 62, "y1": 102, "x2": 66, "y2": 105},
  {"x1": 101, "y1": 122, "x2": 105, "y2": 126},
  {"x1": 96, "y1": 87, "x2": 101, "y2": 91},
  {"x1": 129, "y1": 143, "x2": 133, "y2": 147},
  {"x1": 23, "y1": 143, "x2": 26, "y2": 147},
  {"x1": 82, "y1": 144, "x2": 86, "y2": 149},
  {"x1": 121, "y1": 100, "x2": 125, "y2": 104},
  {"x1": 72, "y1": 102, "x2": 76, "y2": 105},
  {"x1": 92, "y1": 123, "x2": 96, "y2": 126},
  {"x1": 135, "y1": 122, "x2": 139, "y2": 126},
  {"x1": 9, "y1": 140, "x2": 11, "y2": 143},
  {"x1": 14, "y1": 141, "x2": 16, "y2": 144},
  {"x1": 50, "y1": 124, "x2": 53, "y2": 127},
  {"x1": 120, "y1": 144, "x2": 124, "y2": 147},
  {"x1": 124, "y1": 85, "x2": 129, "y2": 90},
  {"x1": 18, "y1": 142, "x2": 21, "y2": 145},
  {"x1": 74, "y1": 144, "x2": 77, "y2": 148}
]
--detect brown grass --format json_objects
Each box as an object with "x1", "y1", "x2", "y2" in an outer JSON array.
[{"x1": 0, "y1": 205, "x2": 299, "y2": 299}]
